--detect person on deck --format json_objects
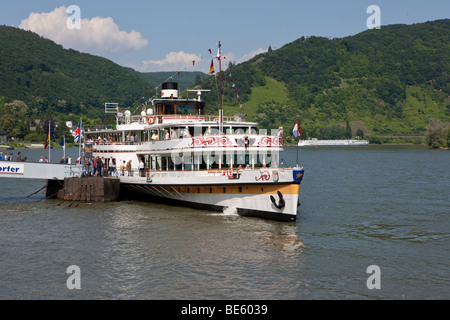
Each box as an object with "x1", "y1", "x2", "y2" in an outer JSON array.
[
  {"x1": 126, "y1": 160, "x2": 132, "y2": 176},
  {"x1": 120, "y1": 161, "x2": 126, "y2": 176},
  {"x1": 139, "y1": 158, "x2": 145, "y2": 177},
  {"x1": 96, "y1": 156, "x2": 103, "y2": 176}
]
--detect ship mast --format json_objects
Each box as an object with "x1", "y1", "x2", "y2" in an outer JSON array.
[{"x1": 218, "y1": 41, "x2": 223, "y2": 134}]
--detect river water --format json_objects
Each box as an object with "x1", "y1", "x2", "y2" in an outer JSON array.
[{"x1": 0, "y1": 146, "x2": 448, "y2": 300}]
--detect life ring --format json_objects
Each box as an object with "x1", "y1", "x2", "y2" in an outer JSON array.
[{"x1": 147, "y1": 116, "x2": 155, "y2": 124}]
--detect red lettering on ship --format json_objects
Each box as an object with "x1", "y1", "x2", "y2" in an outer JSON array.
[{"x1": 255, "y1": 171, "x2": 270, "y2": 181}]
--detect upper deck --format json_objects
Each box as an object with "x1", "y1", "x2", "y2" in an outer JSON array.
[{"x1": 83, "y1": 82, "x2": 285, "y2": 170}]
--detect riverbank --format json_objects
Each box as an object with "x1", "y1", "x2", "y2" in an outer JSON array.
[{"x1": 0, "y1": 141, "x2": 77, "y2": 150}]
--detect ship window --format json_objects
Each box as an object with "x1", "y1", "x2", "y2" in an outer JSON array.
[
  {"x1": 223, "y1": 187, "x2": 226, "y2": 193},
  {"x1": 165, "y1": 104, "x2": 175, "y2": 115},
  {"x1": 222, "y1": 155, "x2": 230, "y2": 169},
  {"x1": 177, "y1": 104, "x2": 195, "y2": 115},
  {"x1": 257, "y1": 154, "x2": 271, "y2": 168},
  {"x1": 210, "y1": 152, "x2": 219, "y2": 169},
  {"x1": 196, "y1": 104, "x2": 204, "y2": 115},
  {"x1": 239, "y1": 187, "x2": 242, "y2": 193},
  {"x1": 235, "y1": 154, "x2": 247, "y2": 167},
  {"x1": 232, "y1": 127, "x2": 250, "y2": 134},
  {"x1": 210, "y1": 127, "x2": 219, "y2": 135},
  {"x1": 209, "y1": 188, "x2": 212, "y2": 193}
]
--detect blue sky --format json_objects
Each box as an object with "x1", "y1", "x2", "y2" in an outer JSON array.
[{"x1": 1, "y1": 0, "x2": 449, "y2": 73}]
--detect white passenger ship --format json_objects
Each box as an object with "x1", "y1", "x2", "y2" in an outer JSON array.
[{"x1": 84, "y1": 81, "x2": 304, "y2": 222}]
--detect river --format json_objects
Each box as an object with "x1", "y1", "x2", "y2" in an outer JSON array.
[{"x1": 0, "y1": 145, "x2": 448, "y2": 300}]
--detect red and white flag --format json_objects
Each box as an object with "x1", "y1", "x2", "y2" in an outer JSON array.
[
  {"x1": 216, "y1": 42, "x2": 221, "y2": 60},
  {"x1": 292, "y1": 119, "x2": 301, "y2": 137},
  {"x1": 74, "y1": 123, "x2": 81, "y2": 143}
]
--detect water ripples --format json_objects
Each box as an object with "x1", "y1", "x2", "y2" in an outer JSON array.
[{"x1": 0, "y1": 146, "x2": 449, "y2": 299}]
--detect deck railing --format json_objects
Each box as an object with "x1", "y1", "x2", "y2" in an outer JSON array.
[{"x1": 84, "y1": 114, "x2": 248, "y2": 132}]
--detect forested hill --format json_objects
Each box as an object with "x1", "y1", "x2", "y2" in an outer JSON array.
[
  {"x1": 0, "y1": 21, "x2": 449, "y2": 144},
  {"x1": 0, "y1": 26, "x2": 150, "y2": 118},
  {"x1": 202, "y1": 19, "x2": 450, "y2": 141},
  {"x1": 125, "y1": 68, "x2": 208, "y2": 94}
]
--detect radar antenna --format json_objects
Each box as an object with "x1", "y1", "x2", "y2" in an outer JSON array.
[{"x1": 187, "y1": 90, "x2": 211, "y2": 102}]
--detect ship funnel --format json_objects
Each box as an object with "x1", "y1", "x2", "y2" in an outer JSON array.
[{"x1": 161, "y1": 82, "x2": 178, "y2": 99}]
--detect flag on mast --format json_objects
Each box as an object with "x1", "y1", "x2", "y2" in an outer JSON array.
[
  {"x1": 74, "y1": 122, "x2": 81, "y2": 143},
  {"x1": 44, "y1": 122, "x2": 50, "y2": 150},
  {"x1": 293, "y1": 119, "x2": 302, "y2": 137},
  {"x1": 209, "y1": 60, "x2": 215, "y2": 74},
  {"x1": 59, "y1": 136, "x2": 65, "y2": 149},
  {"x1": 59, "y1": 136, "x2": 66, "y2": 159},
  {"x1": 216, "y1": 42, "x2": 222, "y2": 60}
]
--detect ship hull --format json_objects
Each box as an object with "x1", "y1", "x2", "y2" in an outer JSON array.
[{"x1": 120, "y1": 179, "x2": 302, "y2": 222}]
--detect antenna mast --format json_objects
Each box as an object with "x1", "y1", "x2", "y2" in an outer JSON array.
[
  {"x1": 218, "y1": 41, "x2": 223, "y2": 134},
  {"x1": 187, "y1": 90, "x2": 211, "y2": 102}
]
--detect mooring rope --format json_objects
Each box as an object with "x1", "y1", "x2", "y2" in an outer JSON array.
[{"x1": 26, "y1": 186, "x2": 46, "y2": 198}]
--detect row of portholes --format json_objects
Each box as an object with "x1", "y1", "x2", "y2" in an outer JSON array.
[{"x1": 172, "y1": 186, "x2": 265, "y2": 194}]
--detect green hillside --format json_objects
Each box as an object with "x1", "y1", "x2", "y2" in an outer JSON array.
[
  {"x1": 0, "y1": 26, "x2": 151, "y2": 140},
  {"x1": 201, "y1": 19, "x2": 450, "y2": 144},
  {"x1": 0, "y1": 20, "x2": 449, "y2": 147},
  {"x1": 126, "y1": 68, "x2": 209, "y2": 93}
]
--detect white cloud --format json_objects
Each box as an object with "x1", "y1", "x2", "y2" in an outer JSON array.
[
  {"x1": 136, "y1": 48, "x2": 265, "y2": 73},
  {"x1": 139, "y1": 51, "x2": 203, "y2": 72},
  {"x1": 19, "y1": 6, "x2": 148, "y2": 54}
]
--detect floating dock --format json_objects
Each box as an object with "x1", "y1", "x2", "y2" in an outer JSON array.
[
  {"x1": 58, "y1": 177, "x2": 120, "y2": 202},
  {"x1": 1, "y1": 162, "x2": 120, "y2": 202}
]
